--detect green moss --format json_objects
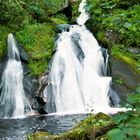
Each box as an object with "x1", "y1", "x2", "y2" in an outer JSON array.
[
  {"x1": 114, "y1": 78, "x2": 124, "y2": 85},
  {"x1": 0, "y1": 26, "x2": 11, "y2": 59},
  {"x1": 111, "y1": 45, "x2": 140, "y2": 74},
  {"x1": 27, "y1": 113, "x2": 115, "y2": 140},
  {"x1": 50, "y1": 13, "x2": 68, "y2": 24},
  {"x1": 71, "y1": 0, "x2": 81, "y2": 23},
  {"x1": 45, "y1": 0, "x2": 68, "y2": 15},
  {"x1": 16, "y1": 23, "x2": 56, "y2": 76}
]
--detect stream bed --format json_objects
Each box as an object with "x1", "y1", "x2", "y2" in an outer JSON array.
[{"x1": 0, "y1": 114, "x2": 89, "y2": 140}]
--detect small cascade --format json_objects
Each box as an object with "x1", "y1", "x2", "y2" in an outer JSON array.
[
  {"x1": 44, "y1": 0, "x2": 124, "y2": 114},
  {"x1": 0, "y1": 33, "x2": 31, "y2": 118},
  {"x1": 77, "y1": 0, "x2": 89, "y2": 25}
]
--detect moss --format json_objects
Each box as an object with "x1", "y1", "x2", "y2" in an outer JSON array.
[
  {"x1": 114, "y1": 78, "x2": 124, "y2": 85},
  {"x1": 45, "y1": 0, "x2": 68, "y2": 15},
  {"x1": 50, "y1": 13, "x2": 69, "y2": 24},
  {"x1": 70, "y1": 0, "x2": 81, "y2": 23},
  {"x1": 16, "y1": 23, "x2": 56, "y2": 76},
  {"x1": 27, "y1": 113, "x2": 115, "y2": 140},
  {"x1": 0, "y1": 26, "x2": 11, "y2": 59},
  {"x1": 111, "y1": 45, "x2": 140, "y2": 74}
]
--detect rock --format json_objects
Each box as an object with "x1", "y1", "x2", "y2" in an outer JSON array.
[
  {"x1": 127, "y1": 47, "x2": 140, "y2": 54},
  {"x1": 28, "y1": 113, "x2": 115, "y2": 140},
  {"x1": 17, "y1": 42, "x2": 29, "y2": 64},
  {"x1": 45, "y1": 0, "x2": 69, "y2": 15},
  {"x1": 62, "y1": 4, "x2": 72, "y2": 21},
  {"x1": 10, "y1": 34, "x2": 29, "y2": 63},
  {"x1": 0, "y1": 57, "x2": 7, "y2": 82},
  {"x1": 31, "y1": 96, "x2": 48, "y2": 114},
  {"x1": 22, "y1": 63, "x2": 31, "y2": 76},
  {"x1": 57, "y1": 24, "x2": 71, "y2": 32},
  {"x1": 23, "y1": 76, "x2": 35, "y2": 99},
  {"x1": 110, "y1": 56, "x2": 140, "y2": 101}
]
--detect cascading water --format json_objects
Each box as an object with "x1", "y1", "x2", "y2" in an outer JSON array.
[
  {"x1": 44, "y1": 0, "x2": 124, "y2": 114},
  {"x1": 0, "y1": 33, "x2": 31, "y2": 118}
]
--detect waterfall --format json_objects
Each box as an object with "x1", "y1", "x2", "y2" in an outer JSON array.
[
  {"x1": 44, "y1": 0, "x2": 125, "y2": 114},
  {"x1": 0, "y1": 33, "x2": 31, "y2": 118}
]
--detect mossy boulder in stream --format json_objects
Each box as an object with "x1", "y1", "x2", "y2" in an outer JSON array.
[{"x1": 27, "y1": 113, "x2": 115, "y2": 140}]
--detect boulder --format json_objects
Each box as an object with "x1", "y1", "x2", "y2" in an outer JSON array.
[
  {"x1": 110, "y1": 56, "x2": 140, "y2": 101},
  {"x1": 57, "y1": 24, "x2": 71, "y2": 32}
]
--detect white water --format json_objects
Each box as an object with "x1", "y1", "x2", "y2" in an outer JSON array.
[
  {"x1": 0, "y1": 33, "x2": 31, "y2": 118},
  {"x1": 44, "y1": 0, "x2": 126, "y2": 114},
  {"x1": 77, "y1": 0, "x2": 89, "y2": 25}
]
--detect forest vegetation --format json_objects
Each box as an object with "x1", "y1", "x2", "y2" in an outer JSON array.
[{"x1": 0, "y1": 0, "x2": 140, "y2": 139}]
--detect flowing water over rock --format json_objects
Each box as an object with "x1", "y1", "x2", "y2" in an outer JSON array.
[
  {"x1": 44, "y1": 0, "x2": 121, "y2": 114},
  {"x1": 0, "y1": 33, "x2": 31, "y2": 118}
]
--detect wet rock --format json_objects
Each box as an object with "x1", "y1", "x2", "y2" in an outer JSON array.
[
  {"x1": 11, "y1": 34, "x2": 29, "y2": 63},
  {"x1": 23, "y1": 76, "x2": 35, "y2": 99},
  {"x1": 62, "y1": 4, "x2": 72, "y2": 21},
  {"x1": 57, "y1": 24, "x2": 71, "y2": 32},
  {"x1": 17, "y1": 42, "x2": 29, "y2": 64},
  {"x1": 0, "y1": 57, "x2": 7, "y2": 82},
  {"x1": 22, "y1": 64, "x2": 31, "y2": 76},
  {"x1": 31, "y1": 96, "x2": 48, "y2": 114},
  {"x1": 110, "y1": 56, "x2": 140, "y2": 101},
  {"x1": 127, "y1": 47, "x2": 140, "y2": 54}
]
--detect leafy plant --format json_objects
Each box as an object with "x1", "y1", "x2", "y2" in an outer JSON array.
[{"x1": 107, "y1": 86, "x2": 140, "y2": 140}]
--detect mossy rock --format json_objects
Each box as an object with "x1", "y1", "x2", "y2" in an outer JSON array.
[
  {"x1": 0, "y1": 26, "x2": 11, "y2": 59},
  {"x1": 70, "y1": 0, "x2": 81, "y2": 23},
  {"x1": 16, "y1": 23, "x2": 57, "y2": 76},
  {"x1": 27, "y1": 113, "x2": 115, "y2": 140},
  {"x1": 45, "y1": 0, "x2": 69, "y2": 15}
]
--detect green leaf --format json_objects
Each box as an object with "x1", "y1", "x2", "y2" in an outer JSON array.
[{"x1": 107, "y1": 129, "x2": 125, "y2": 140}]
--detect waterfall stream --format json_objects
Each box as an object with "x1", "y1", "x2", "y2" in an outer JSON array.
[
  {"x1": 44, "y1": 0, "x2": 124, "y2": 114},
  {"x1": 0, "y1": 33, "x2": 31, "y2": 118}
]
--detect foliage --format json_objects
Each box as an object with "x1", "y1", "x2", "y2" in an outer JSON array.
[
  {"x1": 45, "y1": 0, "x2": 68, "y2": 15},
  {"x1": 86, "y1": 0, "x2": 140, "y2": 73},
  {"x1": 107, "y1": 85, "x2": 140, "y2": 140},
  {"x1": 16, "y1": 23, "x2": 56, "y2": 76},
  {"x1": 70, "y1": 0, "x2": 81, "y2": 23},
  {"x1": 0, "y1": 0, "x2": 69, "y2": 28},
  {"x1": 0, "y1": 0, "x2": 28, "y2": 29},
  {"x1": 50, "y1": 13, "x2": 68, "y2": 24},
  {"x1": 87, "y1": 0, "x2": 140, "y2": 48},
  {"x1": 0, "y1": 0, "x2": 70, "y2": 77},
  {"x1": 0, "y1": 26, "x2": 11, "y2": 58}
]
